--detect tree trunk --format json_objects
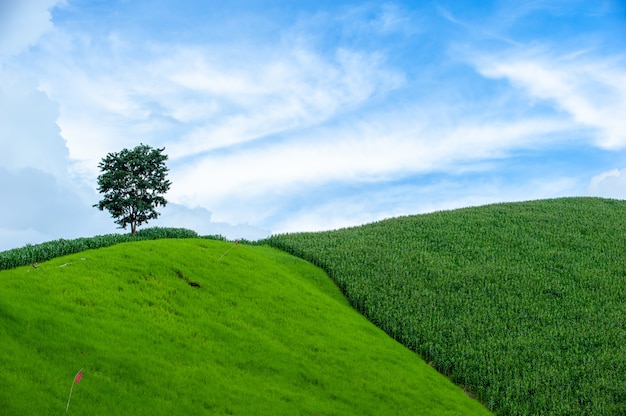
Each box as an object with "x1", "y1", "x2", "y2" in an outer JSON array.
[{"x1": 131, "y1": 220, "x2": 137, "y2": 236}]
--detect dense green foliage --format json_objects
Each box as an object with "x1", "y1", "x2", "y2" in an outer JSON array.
[
  {"x1": 94, "y1": 143, "x2": 171, "y2": 235},
  {"x1": 0, "y1": 227, "x2": 201, "y2": 271},
  {"x1": 266, "y1": 197, "x2": 626, "y2": 416},
  {"x1": 0, "y1": 239, "x2": 490, "y2": 415}
]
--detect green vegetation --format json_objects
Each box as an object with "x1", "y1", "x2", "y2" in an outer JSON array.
[
  {"x1": 94, "y1": 143, "x2": 171, "y2": 235},
  {"x1": 0, "y1": 238, "x2": 489, "y2": 415},
  {"x1": 4, "y1": 197, "x2": 622, "y2": 415},
  {"x1": 267, "y1": 197, "x2": 626, "y2": 416},
  {"x1": 0, "y1": 227, "x2": 205, "y2": 271}
]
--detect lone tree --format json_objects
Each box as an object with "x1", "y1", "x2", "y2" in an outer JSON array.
[{"x1": 94, "y1": 143, "x2": 171, "y2": 236}]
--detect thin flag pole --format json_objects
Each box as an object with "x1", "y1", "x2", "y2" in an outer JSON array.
[
  {"x1": 66, "y1": 368, "x2": 84, "y2": 413},
  {"x1": 217, "y1": 240, "x2": 239, "y2": 261}
]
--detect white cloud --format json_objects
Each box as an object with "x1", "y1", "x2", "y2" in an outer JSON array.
[
  {"x1": 168, "y1": 111, "x2": 570, "y2": 227},
  {"x1": 173, "y1": 115, "x2": 568, "y2": 194},
  {"x1": 0, "y1": 0, "x2": 123, "y2": 251},
  {"x1": 0, "y1": 0, "x2": 63, "y2": 56},
  {"x1": 0, "y1": 65, "x2": 121, "y2": 251},
  {"x1": 153, "y1": 203, "x2": 270, "y2": 240},
  {"x1": 376, "y1": 3, "x2": 416, "y2": 34},
  {"x1": 588, "y1": 168, "x2": 626, "y2": 199},
  {"x1": 0, "y1": 70, "x2": 69, "y2": 177},
  {"x1": 0, "y1": 166, "x2": 117, "y2": 251},
  {"x1": 160, "y1": 46, "x2": 404, "y2": 159},
  {"x1": 29, "y1": 30, "x2": 404, "y2": 177},
  {"x1": 475, "y1": 49, "x2": 626, "y2": 149}
]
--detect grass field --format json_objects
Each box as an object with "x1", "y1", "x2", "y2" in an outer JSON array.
[
  {"x1": 267, "y1": 197, "x2": 626, "y2": 416},
  {"x1": 0, "y1": 238, "x2": 490, "y2": 415}
]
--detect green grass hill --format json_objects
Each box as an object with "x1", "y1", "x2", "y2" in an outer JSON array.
[
  {"x1": 267, "y1": 197, "x2": 626, "y2": 415},
  {"x1": 0, "y1": 239, "x2": 489, "y2": 415}
]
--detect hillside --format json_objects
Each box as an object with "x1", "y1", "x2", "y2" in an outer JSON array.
[
  {"x1": 0, "y1": 238, "x2": 490, "y2": 415},
  {"x1": 267, "y1": 197, "x2": 626, "y2": 416}
]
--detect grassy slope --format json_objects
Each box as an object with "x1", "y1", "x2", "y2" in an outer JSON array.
[
  {"x1": 267, "y1": 197, "x2": 626, "y2": 415},
  {"x1": 0, "y1": 239, "x2": 490, "y2": 415}
]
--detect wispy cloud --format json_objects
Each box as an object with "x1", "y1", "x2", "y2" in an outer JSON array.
[
  {"x1": 29, "y1": 19, "x2": 405, "y2": 169},
  {"x1": 163, "y1": 46, "x2": 405, "y2": 159},
  {"x1": 474, "y1": 48, "x2": 626, "y2": 149},
  {"x1": 168, "y1": 107, "x2": 572, "y2": 228}
]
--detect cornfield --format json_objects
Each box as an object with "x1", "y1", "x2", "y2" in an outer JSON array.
[
  {"x1": 266, "y1": 197, "x2": 626, "y2": 416},
  {"x1": 0, "y1": 227, "x2": 202, "y2": 271}
]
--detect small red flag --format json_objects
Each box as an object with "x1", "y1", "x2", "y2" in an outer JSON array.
[{"x1": 75, "y1": 371, "x2": 83, "y2": 384}]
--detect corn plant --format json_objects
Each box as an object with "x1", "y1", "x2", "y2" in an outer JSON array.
[{"x1": 0, "y1": 227, "x2": 201, "y2": 271}]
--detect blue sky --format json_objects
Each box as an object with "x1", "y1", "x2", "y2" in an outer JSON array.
[{"x1": 1, "y1": 0, "x2": 625, "y2": 250}]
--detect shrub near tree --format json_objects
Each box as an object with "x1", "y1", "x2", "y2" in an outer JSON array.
[{"x1": 94, "y1": 143, "x2": 171, "y2": 236}]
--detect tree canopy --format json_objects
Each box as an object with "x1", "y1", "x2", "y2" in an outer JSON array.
[{"x1": 94, "y1": 143, "x2": 171, "y2": 235}]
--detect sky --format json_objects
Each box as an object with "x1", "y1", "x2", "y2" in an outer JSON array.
[{"x1": 1, "y1": 0, "x2": 625, "y2": 250}]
